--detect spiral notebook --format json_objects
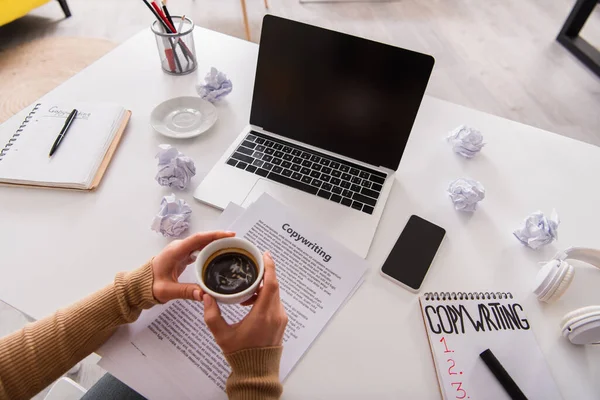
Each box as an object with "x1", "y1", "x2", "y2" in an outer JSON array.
[
  {"x1": 419, "y1": 292, "x2": 562, "y2": 400},
  {"x1": 0, "y1": 102, "x2": 131, "y2": 190}
]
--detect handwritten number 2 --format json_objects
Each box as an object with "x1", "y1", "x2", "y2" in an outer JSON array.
[
  {"x1": 451, "y1": 382, "x2": 467, "y2": 399},
  {"x1": 447, "y1": 359, "x2": 457, "y2": 375},
  {"x1": 441, "y1": 338, "x2": 466, "y2": 398},
  {"x1": 440, "y1": 336, "x2": 452, "y2": 353}
]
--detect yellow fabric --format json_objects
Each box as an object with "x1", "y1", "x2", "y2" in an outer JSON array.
[{"x1": 0, "y1": 0, "x2": 52, "y2": 26}]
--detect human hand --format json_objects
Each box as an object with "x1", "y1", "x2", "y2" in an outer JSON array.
[
  {"x1": 203, "y1": 252, "x2": 288, "y2": 354},
  {"x1": 152, "y1": 231, "x2": 235, "y2": 303}
]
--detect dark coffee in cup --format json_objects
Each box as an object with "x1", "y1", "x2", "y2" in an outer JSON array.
[{"x1": 203, "y1": 248, "x2": 259, "y2": 295}]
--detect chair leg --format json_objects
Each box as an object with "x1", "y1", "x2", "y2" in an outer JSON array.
[
  {"x1": 57, "y1": 0, "x2": 72, "y2": 18},
  {"x1": 264, "y1": 0, "x2": 269, "y2": 10},
  {"x1": 240, "y1": 0, "x2": 251, "y2": 41}
]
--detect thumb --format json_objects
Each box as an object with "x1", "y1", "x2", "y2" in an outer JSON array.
[
  {"x1": 158, "y1": 282, "x2": 203, "y2": 302},
  {"x1": 203, "y1": 294, "x2": 230, "y2": 338}
]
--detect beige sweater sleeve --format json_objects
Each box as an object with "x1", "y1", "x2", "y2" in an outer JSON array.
[
  {"x1": 0, "y1": 261, "x2": 158, "y2": 399},
  {"x1": 225, "y1": 347, "x2": 284, "y2": 400},
  {"x1": 0, "y1": 262, "x2": 284, "y2": 400}
]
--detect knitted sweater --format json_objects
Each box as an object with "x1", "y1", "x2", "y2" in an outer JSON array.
[{"x1": 0, "y1": 262, "x2": 282, "y2": 399}]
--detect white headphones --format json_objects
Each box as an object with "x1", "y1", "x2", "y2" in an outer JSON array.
[{"x1": 533, "y1": 247, "x2": 600, "y2": 345}]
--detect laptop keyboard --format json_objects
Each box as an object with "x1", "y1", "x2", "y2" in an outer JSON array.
[{"x1": 225, "y1": 131, "x2": 386, "y2": 215}]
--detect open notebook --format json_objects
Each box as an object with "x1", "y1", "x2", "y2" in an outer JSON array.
[
  {"x1": 419, "y1": 292, "x2": 562, "y2": 400},
  {"x1": 0, "y1": 102, "x2": 130, "y2": 190}
]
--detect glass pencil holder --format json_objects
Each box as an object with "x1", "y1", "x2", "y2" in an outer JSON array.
[{"x1": 151, "y1": 16, "x2": 197, "y2": 76}]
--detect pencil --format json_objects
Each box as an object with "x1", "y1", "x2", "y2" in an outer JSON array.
[
  {"x1": 152, "y1": 1, "x2": 177, "y2": 33},
  {"x1": 142, "y1": 0, "x2": 180, "y2": 72},
  {"x1": 141, "y1": 0, "x2": 169, "y2": 32},
  {"x1": 172, "y1": 14, "x2": 190, "y2": 64},
  {"x1": 161, "y1": 0, "x2": 175, "y2": 28},
  {"x1": 151, "y1": 0, "x2": 190, "y2": 68},
  {"x1": 142, "y1": 0, "x2": 194, "y2": 67},
  {"x1": 176, "y1": 16, "x2": 196, "y2": 65},
  {"x1": 177, "y1": 14, "x2": 185, "y2": 34}
]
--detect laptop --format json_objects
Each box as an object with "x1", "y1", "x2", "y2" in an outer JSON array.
[{"x1": 194, "y1": 16, "x2": 434, "y2": 258}]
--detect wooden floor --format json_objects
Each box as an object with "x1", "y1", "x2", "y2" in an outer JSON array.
[
  {"x1": 0, "y1": 0, "x2": 599, "y2": 396},
  {"x1": 0, "y1": 0, "x2": 599, "y2": 145}
]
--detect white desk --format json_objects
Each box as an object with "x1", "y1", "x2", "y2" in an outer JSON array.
[{"x1": 1, "y1": 27, "x2": 599, "y2": 399}]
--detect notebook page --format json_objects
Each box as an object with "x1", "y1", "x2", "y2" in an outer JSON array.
[
  {"x1": 0, "y1": 103, "x2": 124, "y2": 187},
  {"x1": 85, "y1": 108, "x2": 127, "y2": 184},
  {"x1": 419, "y1": 294, "x2": 562, "y2": 400}
]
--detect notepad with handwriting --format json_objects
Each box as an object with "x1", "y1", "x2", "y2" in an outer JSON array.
[
  {"x1": 0, "y1": 102, "x2": 130, "y2": 190},
  {"x1": 419, "y1": 292, "x2": 562, "y2": 400}
]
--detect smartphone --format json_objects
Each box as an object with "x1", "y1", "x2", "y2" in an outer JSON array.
[{"x1": 380, "y1": 215, "x2": 446, "y2": 292}]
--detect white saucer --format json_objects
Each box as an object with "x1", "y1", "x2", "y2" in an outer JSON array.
[{"x1": 151, "y1": 96, "x2": 218, "y2": 139}]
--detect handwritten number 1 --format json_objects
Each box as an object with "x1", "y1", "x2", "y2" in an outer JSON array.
[
  {"x1": 440, "y1": 336, "x2": 453, "y2": 353},
  {"x1": 441, "y1": 338, "x2": 466, "y2": 398}
]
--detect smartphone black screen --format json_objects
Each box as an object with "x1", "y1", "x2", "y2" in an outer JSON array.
[{"x1": 381, "y1": 215, "x2": 446, "y2": 290}]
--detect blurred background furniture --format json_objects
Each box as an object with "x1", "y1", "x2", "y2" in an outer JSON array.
[
  {"x1": 240, "y1": 0, "x2": 268, "y2": 40},
  {"x1": 0, "y1": 0, "x2": 71, "y2": 26},
  {"x1": 557, "y1": 0, "x2": 600, "y2": 77},
  {"x1": 0, "y1": 37, "x2": 116, "y2": 123}
]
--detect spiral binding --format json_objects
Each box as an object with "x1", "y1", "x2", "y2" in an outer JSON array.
[
  {"x1": 423, "y1": 291, "x2": 513, "y2": 301},
  {"x1": 0, "y1": 103, "x2": 41, "y2": 161}
]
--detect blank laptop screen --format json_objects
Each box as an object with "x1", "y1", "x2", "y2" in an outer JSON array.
[{"x1": 250, "y1": 16, "x2": 435, "y2": 171}]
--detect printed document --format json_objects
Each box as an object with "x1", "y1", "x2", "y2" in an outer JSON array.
[{"x1": 99, "y1": 195, "x2": 366, "y2": 399}]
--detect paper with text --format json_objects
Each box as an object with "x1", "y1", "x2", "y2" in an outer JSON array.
[
  {"x1": 131, "y1": 194, "x2": 367, "y2": 398},
  {"x1": 97, "y1": 202, "x2": 245, "y2": 400},
  {"x1": 419, "y1": 294, "x2": 562, "y2": 400},
  {"x1": 0, "y1": 102, "x2": 125, "y2": 187}
]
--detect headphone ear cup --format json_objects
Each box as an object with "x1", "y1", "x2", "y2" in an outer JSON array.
[
  {"x1": 561, "y1": 306, "x2": 600, "y2": 345},
  {"x1": 545, "y1": 263, "x2": 574, "y2": 303},
  {"x1": 534, "y1": 260, "x2": 574, "y2": 303}
]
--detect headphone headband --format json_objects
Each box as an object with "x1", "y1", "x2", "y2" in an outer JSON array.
[{"x1": 555, "y1": 247, "x2": 600, "y2": 269}]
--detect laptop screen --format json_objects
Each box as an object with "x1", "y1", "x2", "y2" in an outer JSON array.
[{"x1": 250, "y1": 16, "x2": 435, "y2": 171}]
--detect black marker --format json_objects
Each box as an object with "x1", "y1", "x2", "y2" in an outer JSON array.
[
  {"x1": 480, "y1": 349, "x2": 528, "y2": 400},
  {"x1": 49, "y1": 109, "x2": 78, "y2": 157}
]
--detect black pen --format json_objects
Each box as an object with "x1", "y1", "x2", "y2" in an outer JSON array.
[
  {"x1": 480, "y1": 349, "x2": 528, "y2": 400},
  {"x1": 49, "y1": 109, "x2": 78, "y2": 157}
]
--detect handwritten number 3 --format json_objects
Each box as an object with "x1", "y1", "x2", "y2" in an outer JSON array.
[
  {"x1": 447, "y1": 359, "x2": 457, "y2": 375},
  {"x1": 451, "y1": 382, "x2": 467, "y2": 399}
]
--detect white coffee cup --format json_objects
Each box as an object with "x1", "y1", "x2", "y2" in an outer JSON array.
[{"x1": 193, "y1": 237, "x2": 264, "y2": 304}]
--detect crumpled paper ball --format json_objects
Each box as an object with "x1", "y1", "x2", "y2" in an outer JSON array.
[
  {"x1": 196, "y1": 67, "x2": 233, "y2": 103},
  {"x1": 151, "y1": 194, "x2": 192, "y2": 238},
  {"x1": 513, "y1": 210, "x2": 560, "y2": 250},
  {"x1": 447, "y1": 125, "x2": 485, "y2": 158},
  {"x1": 155, "y1": 144, "x2": 196, "y2": 190},
  {"x1": 447, "y1": 178, "x2": 485, "y2": 212}
]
